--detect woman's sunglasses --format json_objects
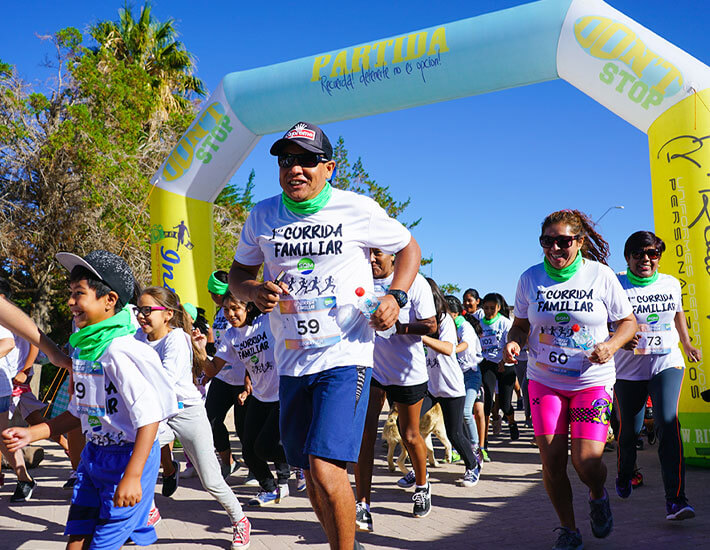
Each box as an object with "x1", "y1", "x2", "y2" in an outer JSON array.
[
  {"x1": 277, "y1": 153, "x2": 329, "y2": 168},
  {"x1": 539, "y1": 235, "x2": 582, "y2": 249},
  {"x1": 630, "y1": 248, "x2": 662, "y2": 260}
]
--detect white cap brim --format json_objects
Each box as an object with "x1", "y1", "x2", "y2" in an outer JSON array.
[{"x1": 56, "y1": 252, "x2": 103, "y2": 280}]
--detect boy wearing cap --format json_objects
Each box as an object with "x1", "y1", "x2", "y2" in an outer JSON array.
[
  {"x1": 230, "y1": 122, "x2": 421, "y2": 549},
  {"x1": 3, "y1": 250, "x2": 179, "y2": 550}
]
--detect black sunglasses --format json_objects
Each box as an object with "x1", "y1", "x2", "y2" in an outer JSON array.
[
  {"x1": 539, "y1": 235, "x2": 582, "y2": 249},
  {"x1": 277, "y1": 153, "x2": 329, "y2": 168},
  {"x1": 630, "y1": 248, "x2": 662, "y2": 260}
]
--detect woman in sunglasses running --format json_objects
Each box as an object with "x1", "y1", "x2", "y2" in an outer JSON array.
[
  {"x1": 613, "y1": 231, "x2": 700, "y2": 521},
  {"x1": 503, "y1": 209, "x2": 637, "y2": 550}
]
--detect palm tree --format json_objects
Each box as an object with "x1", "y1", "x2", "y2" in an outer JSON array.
[{"x1": 90, "y1": 2, "x2": 205, "y2": 118}]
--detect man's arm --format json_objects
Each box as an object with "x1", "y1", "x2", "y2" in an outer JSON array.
[
  {"x1": 372, "y1": 237, "x2": 421, "y2": 330},
  {"x1": 229, "y1": 261, "x2": 287, "y2": 313}
]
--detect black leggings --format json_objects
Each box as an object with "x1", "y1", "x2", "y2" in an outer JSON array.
[
  {"x1": 242, "y1": 398, "x2": 290, "y2": 492},
  {"x1": 480, "y1": 359, "x2": 516, "y2": 418},
  {"x1": 205, "y1": 377, "x2": 249, "y2": 455},
  {"x1": 421, "y1": 393, "x2": 477, "y2": 470}
]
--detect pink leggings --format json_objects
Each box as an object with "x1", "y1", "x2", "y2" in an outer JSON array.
[{"x1": 528, "y1": 380, "x2": 612, "y2": 442}]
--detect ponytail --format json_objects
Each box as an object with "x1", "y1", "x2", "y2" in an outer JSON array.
[{"x1": 541, "y1": 209, "x2": 609, "y2": 265}]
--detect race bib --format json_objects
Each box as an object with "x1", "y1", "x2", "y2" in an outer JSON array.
[
  {"x1": 480, "y1": 332, "x2": 500, "y2": 353},
  {"x1": 73, "y1": 359, "x2": 106, "y2": 417},
  {"x1": 635, "y1": 323, "x2": 672, "y2": 355},
  {"x1": 536, "y1": 333, "x2": 587, "y2": 378},
  {"x1": 280, "y1": 296, "x2": 342, "y2": 350}
]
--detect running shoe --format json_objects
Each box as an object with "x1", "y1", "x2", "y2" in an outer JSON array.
[
  {"x1": 279, "y1": 483, "x2": 289, "y2": 500},
  {"x1": 589, "y1": 489, "x2": 613, "y2": 538},
  {"x1": 615, "y1": 476, "x2": 632, "y2": 499},
  {"x1": 10, "y1": 479, "x2": 36, "y2": 502},
  {"x1": 412, "y1": 483, "x2": 432, "y2": 518},
  {"x1": 356, "y1": 502, "x2": 373, "y2": 532},
  {"x1": 222, "y1": 457, "x2": 239, "y2": 479},
  {"x1": 396, "y1": 470, "x2": 428, "y2": 488},
  {"x1": 509, "y1": 422, "x2": 520, "y2": 441},
  {"x1": 232, "y1": 515, "x2": 251, "y2": 549},
  {"x1": 552, "y1": 527, "x2": 583, "y2": 550},
  {"x1": 294, "y1": 468, "x2": 307, "y2": 492},
  {"x1": 492, "y1": 417, "x2": 502, "y2": 435},
  {"x1": 244, "y1": 472, "x2": 259, "y2": 486},
  {"x1": 248, "y1": 487, "x2": 283, "y2": 506},
  {"x1": 666, "y1": 498, "x2": 695, "y2": 521},
  {"x1": 63, "y1": 470, "x2": 78, "y2": 490},
  {"x1": 451, "y1": 450, "x2": 461, "y2": 463},
  {"x1": 481, "y1": 448, "x2": 491, "y2": 462},
  {"x1": 631, "y1": 469, "x2": 643, "y2": 488},
  {"x1": 162, "y1": 460, "x2": 180, "y2": 497},
  {"x1": 458, "y1": 464, "x2": 481, "y2": 487},
  {"x1": 147, "y1": 506, "x2": 161, "y2": 527}
]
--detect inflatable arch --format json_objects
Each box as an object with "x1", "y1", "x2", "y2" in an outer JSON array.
[{"x1": 150, "y1": 0, "x2": 710, "y2": 464}]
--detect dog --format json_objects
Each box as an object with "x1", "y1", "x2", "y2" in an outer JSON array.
[{"x1": 382, "y1": 403, "x2": 452, "y2": 474}]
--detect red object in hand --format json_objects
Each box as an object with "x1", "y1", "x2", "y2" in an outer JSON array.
[
  {"x1": 355, "y1": 287, "x2": 365, "y2": 297},
  {"x1": 571, "y1": 324, "x2": 580, "y2": 332}
]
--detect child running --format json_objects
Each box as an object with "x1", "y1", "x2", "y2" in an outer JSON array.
[
  {"x1": 3, "y1": 250, "x2": 179, "y2": 550},
  {"x1": 135, "y1": 286, "x2": 251, "y2": 548}
]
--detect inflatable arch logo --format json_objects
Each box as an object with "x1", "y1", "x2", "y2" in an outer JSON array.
[{"x1": 150, "y1": 0, "x2": 710, "y2": 464}]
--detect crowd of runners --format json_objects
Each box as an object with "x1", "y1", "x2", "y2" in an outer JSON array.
[{"x1": 0, "y1": 122, "x2": 701, "y2": 550}]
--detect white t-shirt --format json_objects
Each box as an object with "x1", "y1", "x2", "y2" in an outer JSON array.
[
  {"x1": 426, "y1": 315, "x2": 465, "y2": 398},
  {"x1": 372, "y1": 273, "x2": 435, "y2": 386},
  {"x1": 480, "y1": 315, "x2": 512, "y2": 363},
  {"x1": 456, "y1": 319, "x2": 482, "y2": 372},
  {"x1": 0, "y1": 325, "x2": 18, "y2": 398},
  {"x1": 615, "y1": 273, "x2": 685, "y2": 380},
  {"x1": 514, "y1": 259, "x2": 633, "y2": 391},
  {"x1": 235, "y1": 188, "x2": 412, "y2": 377},
  {"x1": 68, "y1": 335, "x2": 178, "y2": 446},
  {"x1": 472, "y1": 309, "x2": 484, "y2": 320},
  {"x1": 212, "y1": 308, "x2": 245, "y2": 386},
  {"x1": 135, "y1": 329, "x2": 202, "y2": 406},
  {"x1": 216, "y1": 314, "x2": 280, "y2": 403}
]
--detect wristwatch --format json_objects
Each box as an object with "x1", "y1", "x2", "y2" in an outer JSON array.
[{"x1": 387, "y1": 289, "x2": 408, "y2": 308}]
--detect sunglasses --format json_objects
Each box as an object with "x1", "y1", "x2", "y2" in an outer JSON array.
[
  {"x1": 630, "y1": 248, "x2": 662, "y2": 260},
  {"x1": 277, "y1": 153, "x2": 329, "y2": 168},
  {"x1": 134, "y1": 305, "x2": 168, "y2": 317},
  {"x1": 539, "y1": 235, "x2": 582, "y2": 249}
]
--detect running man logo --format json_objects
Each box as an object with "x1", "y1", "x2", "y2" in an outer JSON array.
[
  {"x1": 311, "y1": 26, "x2": 449, "y2": 81},
  {"x1": 150, "y1": 222, "x2": 194, "y2": 251},
  {"x1": 162, "y1": 102, "x2": 234, "y2": 182},
  {"x1": 574, "y1": 16, "x2": 683, "y2": 110}
]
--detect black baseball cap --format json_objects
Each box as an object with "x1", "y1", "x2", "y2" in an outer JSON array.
[
  {"x1": 56, "y1": 250, "x2": 136, "y2": 306},
  {"x1": 270, "y1": 122, "x2": 333, "y2": 160}
]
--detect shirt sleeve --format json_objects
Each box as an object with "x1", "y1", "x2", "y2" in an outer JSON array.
[
  {"x1": 234, "y1": 208, "x2": 265, "y2": 266},
  {"x1": 366, "y1": 200, "x2": 411, "y2": 254},
  {"x1": 602, "y1": 266, "x2": 634, "y2": 322},
  {"x1": 673, "y1": 277, "x2": 683, "y2": 312},
  {"x1": 215, "y1": 338, "x2": 237, "y2": 366},
  {"x1": 513, "y1": 273, "x2": 530, "y2": 320},
  {"x1": 161, "y1": 330, "x2": 191, "y2": 382},
  {"x1": 412, "y1": 275, "x2": 436, "y2": 320}
]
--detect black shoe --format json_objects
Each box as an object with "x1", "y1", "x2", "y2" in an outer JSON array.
[
  {"x1": 355, "y1": 502, "x2": 373, "y2": 532},
  {"x1": 589, "y1": 489, "x2": 613, "y2": 538},
  {"x1": 11, "y1": 479, "x2": 36, "y2": 502},
  {"x1": 162, "y1": 460, "x2": 180, "y2": 497},
  {"x1": 509, "y1": 422, "x2": 520, "y2": 441},
  {"x1": 412, "y1": 483, "x2": 432, "y2": 518}
]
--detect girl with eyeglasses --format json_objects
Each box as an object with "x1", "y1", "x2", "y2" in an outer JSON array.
[
  {"x1": 613, "y1": 231, "x2": 700, "y2": 521},
  {"x1": 135, "y1": 287, "x2": 251, "y2": 545},
  {"x1": 503, "y1": 209, "x2": 637, "y2": 550}
]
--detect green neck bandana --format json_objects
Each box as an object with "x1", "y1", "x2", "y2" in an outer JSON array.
[
  {"x1": 544, "y1": 252, "x2": 582, "y2": 282},
  {"x1": 69, "y1": 306, "x2": 136, "y2": 361},
  {"x1": 482, "y1": 312, "x2": 501, "y2": 326},
  {"x1": 208, "y1": 272, "x2": 228, "y2": 295},
  {"x1": 282, "y1": 182, "x2": 332, "y2": 216},
  {"x1": 454, "y1": 315, "x2": 465, "y2": 329},
  {"x1": 626, "y1": 269, "x2": 659, "y2": 287}
]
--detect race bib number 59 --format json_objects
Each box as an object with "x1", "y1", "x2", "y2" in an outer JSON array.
[
  {"x1": 280, "y1": 296, "x2": 342, "y2": 350},
  {"x1": 73, "y1": 359, "x2": 106, "y2": 417}
]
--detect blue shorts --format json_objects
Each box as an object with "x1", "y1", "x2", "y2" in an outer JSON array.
[
  {"x1": 0, "y1": 395, "x2": 10, "y2": 413},
  {"x1": 279, "y1": 365, "x2": 371, "y2": 469},
  {"x1": 65, "y1": 440, "x2": 160, "y2": 549}
]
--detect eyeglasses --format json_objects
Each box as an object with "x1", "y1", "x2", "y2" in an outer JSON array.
[
  {"x1": 630, "y1": 248, "x2": 662, "y2": 260},
  {"x1": 539, "y1": 235, "x2": 582, "y2": 249},
  {"x1": 134, "y1": 305, "x2": 168, "y2": 317},
  {"x1": 277, "y1": 153, "x2": 328, "y2": 168}
]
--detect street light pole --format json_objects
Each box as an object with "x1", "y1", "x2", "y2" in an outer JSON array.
[{"x1": 596, "y1": 205, "x2": 624, "y2": 224}]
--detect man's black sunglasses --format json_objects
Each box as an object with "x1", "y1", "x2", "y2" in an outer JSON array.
[
  {"x1": 277, "y1": 153, "x2": 329, "y2": 168},
  {"x1": 539, "y1": 235, "x2": 582, "y2": 249}
]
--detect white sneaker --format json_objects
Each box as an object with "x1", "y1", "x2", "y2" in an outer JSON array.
[
  {"x1": 244, "y1": 472, "x2": 259, "y2": 486},
  {"x1": 278, "y1": 483, "x2": 289, "y2": 500}
]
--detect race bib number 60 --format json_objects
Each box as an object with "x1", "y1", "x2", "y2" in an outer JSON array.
[
  {"x1": 72, "y1": 359, "x2": 106, "y2": 417},
  {"x1": 280, "y1": 296, "x2": 342, "y2": 350}
]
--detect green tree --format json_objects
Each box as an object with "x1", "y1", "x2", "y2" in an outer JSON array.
[
  {"x1": 213, "y1": 169, "x2": 256, "y2": 269},
  {"x1": 440, "y1": 283, "x2": 461, "y2": 295}
]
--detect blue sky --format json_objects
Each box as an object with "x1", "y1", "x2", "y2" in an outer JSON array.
[{"x1": 2, "y1": 0, "x2": 708, "y2": 302}]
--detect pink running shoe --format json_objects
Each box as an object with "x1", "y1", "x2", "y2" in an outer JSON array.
[
  {"x1": 147, "y1": 506, "x2": 161, "y2": 527},
  {"x1": 232, "y1": 515, "x2": 251, "y2": 549}
]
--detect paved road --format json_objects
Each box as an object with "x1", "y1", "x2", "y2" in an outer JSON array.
[{"x1": 2, "y1": 410, "x2": 707, "y2": 549}]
